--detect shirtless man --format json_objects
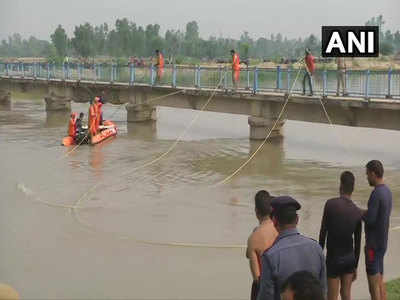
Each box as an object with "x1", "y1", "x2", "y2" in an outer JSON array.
[{"x1": 246, "y1": 190, "x2": 278, "y2": 300}]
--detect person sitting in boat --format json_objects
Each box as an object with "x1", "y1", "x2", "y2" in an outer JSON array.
[
  {"x1": 68, "y1": 112, "x2": 77, "y2": 141},
  {"x1": 75, "y1": 112, "x2": 84, "y2": 133}
]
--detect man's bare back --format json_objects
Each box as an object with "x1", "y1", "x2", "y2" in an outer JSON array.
[{"x1": 246, "y1": 219, "x2": 278, "y2": 280}]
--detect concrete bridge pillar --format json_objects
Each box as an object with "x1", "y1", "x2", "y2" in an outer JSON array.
[
  {"x1": 0, "y1": 89, "x2": 11, "y2": 106},
  {"x1": 44, "y1": 85, "x2": 72, "y2": 111},
  {"x1": 126, "y1": 91, "x2": 156, "y2": 122},
  {"x1": 248, "y1": 100, "x2": 285, "y2": 140},
  {"x1": 248, "y1": 116, "x2": 285, "y2": 140}
]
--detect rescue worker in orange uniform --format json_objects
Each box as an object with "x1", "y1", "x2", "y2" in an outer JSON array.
[
  {"x1": 231, "y1": 49, "x2": 240, "y2": 90},
  {"x1": 88, "y1": 99, "x2": 97, "y2": 137},
  {"x1": 154, "y1": 49, "x2": 164, "y2": 84},
  {"x1": 94, "y1": 96, "x2": 103, "y2": 131},
  {"x1": 68, "y1": 112, "x2": 77, "y2": 141}
]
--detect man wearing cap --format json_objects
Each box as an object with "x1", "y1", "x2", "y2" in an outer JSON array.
[{"x1": 257, "y1": 196, "x2": 327, "y2": 300}]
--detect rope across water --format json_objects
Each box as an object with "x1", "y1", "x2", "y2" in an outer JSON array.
[{"x1": 18, "y1": 62, "x2": 400, "y2": 249}]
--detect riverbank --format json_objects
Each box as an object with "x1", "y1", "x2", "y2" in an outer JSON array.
[{"x1": 387, "y1": 278, "x2": 400, "y2": 300}]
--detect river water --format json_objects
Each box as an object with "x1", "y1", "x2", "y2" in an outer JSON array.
[{"x1": 1, "y1": 94, "x2": 399, "y2": 300}]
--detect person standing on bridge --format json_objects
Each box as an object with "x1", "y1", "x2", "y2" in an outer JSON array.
[
  {"x1": 246, "y1": 190, "x2": 278, "y2": 300},
  {"x1": 154, "y1": 49, "x2": 164, "y2": 84},
  {"x1": 231, "y1": 49, "x2": 240, "y2": 90},
  {"x1": 302, "y1": 48, "x2": 315, "y2": 96},
  {"x1": 363, "y1": 160, "x2": 392, "y2": 300},
  {"x1": 336, "y1": 57, "x2": 347, "y2": 96}
]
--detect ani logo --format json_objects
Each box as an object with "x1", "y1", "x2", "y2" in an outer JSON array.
[{"x1": 321, "y1": 26, "x2": 379, "y2": 57}]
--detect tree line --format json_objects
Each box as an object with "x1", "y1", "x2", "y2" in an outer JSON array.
[{"x1": 0, "y1": 15, "x2": 399, "y2": 63}]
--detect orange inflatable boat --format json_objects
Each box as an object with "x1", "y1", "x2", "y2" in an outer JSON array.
[
  {"x1": 90, "y1": 120, "x2": 118, "y2": 145},
  {"x1": 62, "y1": 120, "x2": 117, "y2": 146}
]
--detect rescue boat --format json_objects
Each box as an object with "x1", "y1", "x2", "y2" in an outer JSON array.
[
  {"x1": 90, "y1": 120, "x2": 118, "y2": 145},
  {"x1": 62, "y1": 120, "x2": 117, "y2": 146}
]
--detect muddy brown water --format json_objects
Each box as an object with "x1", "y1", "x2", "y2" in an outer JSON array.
[{"x1": 1, "y1": 95, "x2": 399, "y2": 299}]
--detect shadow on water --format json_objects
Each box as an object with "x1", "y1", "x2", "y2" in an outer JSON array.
[
  {"x1": 0, "y1": 102, "x2": 11, "y2": 111},
  {"x1": 191, "y1": 137, "x2": 286, "y2": 178},
  {"x1": 126, "y1": 121, "x2": 157, "y2": 141},
  {"x1": 45, "y1": 111, "x2": 70, "y2": 128},
  {"x1": 247, "y1": 137, "x2": 285, "y2": 175}
]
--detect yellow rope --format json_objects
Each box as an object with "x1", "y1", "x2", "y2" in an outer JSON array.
[
  {"x1": 72, "y1": 74, "x2": 225, "y2": 212},
  {"x1": 23, "y1": 65, "x2": 400, "y2": 248},
  {"x1": 16, "y1": 183, "x2": 86, "y2": 209},
  {"x1": 20, "y1": 90, "x2": 188, "y2": 210},
  {"x1": 315, "y1": 73, "x2": 400, "y2": 234},
  {"x1": 216, "y1": 58, "x2": 304, "y2": 185},
  {"x1": 120, "y1": 80, "x2": 223, "y2": 178},
  {"x1": 72, "y1": 209, "x2": 246, "y2": 248}
]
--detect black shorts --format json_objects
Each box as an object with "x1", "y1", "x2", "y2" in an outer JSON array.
[
  {"x1": 250, "y1": 280, "x2": 259, "y2": 300},
  {"x1": 327, "y1": 253, "x2": 356, "y2": 278},
  {"x1": 365, "y1": 247, "x2": 385, "y2": 275}
]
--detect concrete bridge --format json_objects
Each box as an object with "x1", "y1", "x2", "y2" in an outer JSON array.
[{"x1": 1, "y1": 63, "x2": 400, "y2": 139}]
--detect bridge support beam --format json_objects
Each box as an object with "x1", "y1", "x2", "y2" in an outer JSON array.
[
  {"x1": 44, "y1": 86, "x2": 73, "y2": 111},
  {"x1": 126, "y1": 103, "x2": 156, "y2": 122},
  {"x1": 248, "y1": 116, "x2": 285, "y2": 140},
  {"x1": 0, "y1": 89, "x2": 11, "y2": 106},
  {"x1": 126, "y1": 91, "x2": 157, "y2": 122}
]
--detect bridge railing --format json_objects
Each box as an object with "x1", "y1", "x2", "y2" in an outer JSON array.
[
  {"x1": 0, "y1": 62, "x2": 399, "y2": 99},
  {"x1": 391, "y1": 70, "x2": 400, "y2": 98}
]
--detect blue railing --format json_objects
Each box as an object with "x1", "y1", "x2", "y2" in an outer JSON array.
[{"x1": 0, "y1": 62, "x2": 399, "y2": 99}]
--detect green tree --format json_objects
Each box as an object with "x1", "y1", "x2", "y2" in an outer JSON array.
[
  {"x1": 394, "y1": 30, "x2": 400, "y2": 51},
  {"x1": 51, "y1": 25, "x2": 68, "y2": 57},
  {"x1": 239, "y1": 42, "x2": 250, "y2": 60},
  {"x1": 145, "y1": 23, "x2": 163, "y2": 55},
  {"x1": 115, "y1": 18, "x2": 132, "y2": 56},
  {"x1": 94, "y1": 23, "x2": 108, "y2": 55},
  {"x1": 380, "y1": 42, "x2": 394, "y2": 55},
  {"x1": 305, "y1": 34, "x2": 320, "y2": 56},
  {"x1": 71, "y1": 23, "x2": 95, "y2": 58},
  {"x1": 184, "y1": 21, "x2": 200, "y2": 57}
]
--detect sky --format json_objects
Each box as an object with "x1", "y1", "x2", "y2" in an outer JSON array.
[{"x1": 0, "y1": 0, "x2": 399, "y2": 41}]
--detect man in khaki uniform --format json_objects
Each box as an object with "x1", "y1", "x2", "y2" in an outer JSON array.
[{"x1": 336, "y1": 57, "x2": 347, "y2": 96}]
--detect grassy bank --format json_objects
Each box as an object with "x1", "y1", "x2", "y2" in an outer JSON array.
[{"x1": 387, "y1": 278, "x2": 400, "y2": 300}]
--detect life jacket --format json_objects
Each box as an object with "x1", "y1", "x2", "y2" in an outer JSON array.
[
  {"x1": 68, "y1": 113, "x2": 77, "y2": 137},
  {"x1": 232, "y1": 53, "x2": 240, "y2": 71},
  {"x1": 95, "y1": 101, "x2": 103, "y2": 129},
  {"x1": 89, "y1": 104, "x2": 97, "y2": 135},
  {"x1": 158, "y1": 53, "x2": 165, "y2": 68}
]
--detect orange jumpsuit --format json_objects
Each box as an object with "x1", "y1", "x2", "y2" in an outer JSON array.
[
  {"x1": 156, "y1": 52, "x2": 165, "y2": 80},
  {"x1": 89, "y1": 104, "x2": 97, "y2": 136},
  {"x1": 232, "y1": 53, "x2": 240, "y2": 83},
  {"x1": 95, "y1": 101, "x2": 103, "y2": 131},
  {"x1": 68, "y1": 113, "x2": 77, "y2": 139}
]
